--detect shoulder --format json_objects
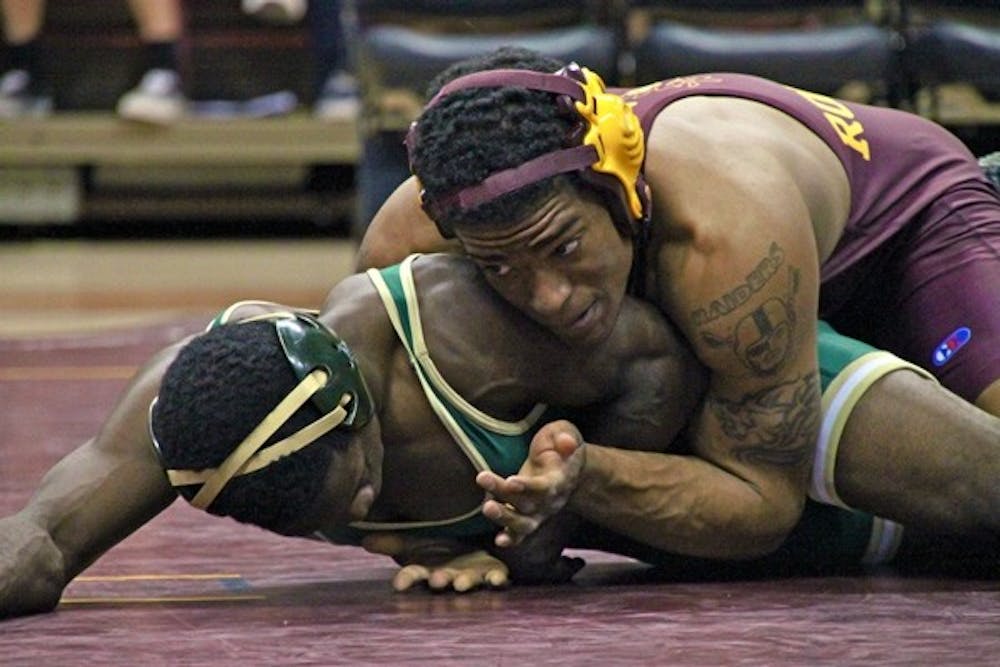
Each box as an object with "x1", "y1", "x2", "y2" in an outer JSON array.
[
  {"x1": 609, "y1": 297, "x2": 685, "y2": 359},
  {"x1": 607, "y1": 297, "x2": 705, "y2": 392},
  {"x1": 91, "y1": 337, "x2": 188, "y2": 462},
  {"x1": 356, "y1": 178, "x2": 462, "y2": 271}
]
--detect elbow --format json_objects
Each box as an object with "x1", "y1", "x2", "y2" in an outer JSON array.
[
  {"x1": 0, "y1": 523, "x2": 68, "y2": 619},
  {"x1": 2, "y1": 579, "x2": 64, "y2": 619},
  {"x1": 722, "y1": 494, "x2": 804, "y2": 560},
  {"x1": 746, "y1": 495, "x2": 806, "y2": 558},
  {"x1": 355, "y1": 237, "x2": 393, "y2": 272}
]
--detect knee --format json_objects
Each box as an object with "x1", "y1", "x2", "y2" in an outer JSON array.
[{"x1": 974, "y1": 378, "x2": 1000, "y2": 418}]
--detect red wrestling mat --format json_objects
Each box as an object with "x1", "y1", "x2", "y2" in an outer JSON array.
[{"x1": 2, "y1": 322, "x2": 998, "y2": 666}]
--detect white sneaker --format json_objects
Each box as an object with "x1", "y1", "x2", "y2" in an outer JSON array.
[
  {"x1": 116, "y1": 69, "x2": 186, "y2": 124},
  {"x1": 242, "y1": 0, "x2": 306, "y2": 25},
  {"x1": 0, "y1": 69, "x2": 53, "y2": 118},
  {"x1": 314, "y1": 71, "x2": 360, "y2": 121}
]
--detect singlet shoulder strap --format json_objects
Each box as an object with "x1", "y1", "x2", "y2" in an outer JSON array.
[{"x1": 359, "y1": 254, "x2": 545, "y2": 533}]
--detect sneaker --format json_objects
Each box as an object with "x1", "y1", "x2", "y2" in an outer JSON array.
[
  {"x1": 314, "y1": 71, "x2": 360, "y2": 121},
  {"x1": 0, "y1": 69, "x2": 53, "y2": 118},
  {"x1": 242, "y1": 0, "x2": 306, "y2": 25},
  {"x1": 116, "y1": 69, "x2": 186, "y2": 124},
  {"x1": 980, "y1": 151, "x2": 1000, "y2": 192}
]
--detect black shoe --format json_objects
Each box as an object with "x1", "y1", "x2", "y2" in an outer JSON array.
[{"x1": 0, "y1": 69, "x2": 53, "y2": 118}]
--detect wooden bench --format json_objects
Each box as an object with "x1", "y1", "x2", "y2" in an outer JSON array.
[{"x1": 0, "y1": 114, "x2": 359, "y2": 227}]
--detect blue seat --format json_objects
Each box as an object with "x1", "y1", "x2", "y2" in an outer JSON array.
[
  {"x1": 626, "y1": 1, "x2": 897, "y2": 104},
  {"x1": 904, "y1": 20, "x2": 1000, "y2": 121}
]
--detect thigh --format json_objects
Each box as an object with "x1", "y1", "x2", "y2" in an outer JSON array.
[
  {"x1": 885, "y1": 192, "x2": 1000, "y2": 403},
  {"x1": 833, "y1": 365, "x2": 1000, "y2": 537}
]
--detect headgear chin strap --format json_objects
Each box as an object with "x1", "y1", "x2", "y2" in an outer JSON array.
[
  {"x1": 149, "y1": 310, "x2": 375, "y2": 512},
  {"x1": 406, "y1": 63, "x2": 651, "y2": 239}
]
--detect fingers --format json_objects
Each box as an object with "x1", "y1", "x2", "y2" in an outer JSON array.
[
  {"x1": 476, "y1": 470, "x2": 526, "y2": 496},
  {"x1": 552, "y1": 429, "x2": 583, "y2": 459},
  {"x1": 532, "y1": 420, "x2": 583, "y2": 457},
  {"x1": 392, "y1": 564, "x2": 509, "y2": 593},
  {"x1": 392, "y1": 564, "x2": 431, "y2": 591},
  {"x1": 482, "y1": 499, "x2": 540, "y2": 546},
  {"x1": 476, "y1": 471, "x2": 551, "y2": 512},
  {"x1": 429, "y1": 567, "x2": 508, "y2": 592}
]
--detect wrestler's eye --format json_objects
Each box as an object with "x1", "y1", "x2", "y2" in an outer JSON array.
[
  {"x1": 482, "y1": 263, "x2": 512, "y2": 277},
  {"x1": 554, "y1": 238, "x2": 580, "y2": 258}
]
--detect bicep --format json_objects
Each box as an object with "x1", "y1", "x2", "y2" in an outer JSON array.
[
  {"x1": 573, "y1": 303, "x2": 708, "y2": 452},
  {"x1": 672, "y1": 212, "x2": 821, "y2": 490}
]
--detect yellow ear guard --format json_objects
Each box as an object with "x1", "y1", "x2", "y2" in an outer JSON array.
[
  {"x1": 406, "y1": 63, "x2": 651, "y2": 238},
  {"x1": 148, "y1": 310, "x2": 374, "y2": 512},
  {"x1": 570, "y1": 66, "x2": 647, "y2": 223}
]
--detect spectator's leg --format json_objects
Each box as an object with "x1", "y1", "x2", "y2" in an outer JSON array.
[
  {"x1": 0, "y1": 0, "x2": 51, "y2": 116},
  {"x1": 355, "y1": 131, "x2": 411, "y2": 239},
  {"x1": 310, "y1": 0, "x2": 358, "y2": 119},
  {"x1": 116, "y1": 0, "x2": 186, "y2": 123}
]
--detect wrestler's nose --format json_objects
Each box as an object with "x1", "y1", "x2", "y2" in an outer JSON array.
[{"x1": 528, "y1": 267, "x2": 572, "y2": 317}]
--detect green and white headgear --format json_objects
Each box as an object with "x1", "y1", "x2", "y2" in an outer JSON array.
[{"x1": 149, "y1": 305, "x2": 374, "y2": 512}]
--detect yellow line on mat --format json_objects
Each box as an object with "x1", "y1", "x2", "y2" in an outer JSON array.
[{"x1": 0, "y1": 366, "x2": 138, "y2": 381}]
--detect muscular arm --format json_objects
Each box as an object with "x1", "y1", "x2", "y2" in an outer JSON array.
[
  {"x1": 0, "y1": 346, "x2": 179, "y2": 618},
  {"x1": 510, "y1": 286, "x2": 817, "y2": 559},
  {"x1": 485, "y1": 119, "x2": 825, "y2": 559},
  {"x1": 355, "y1": 177, "x2": 463, "y2": 271},
  {"x1": 568, "y1": 125, "x2": 822, "y2": 557},
  {"x1": 561, "y1": 282, "x2": 818, "y2": 557}
]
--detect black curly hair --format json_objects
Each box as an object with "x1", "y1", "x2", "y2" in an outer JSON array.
[
  {"x1": 152, "y1": 321, "x2": 346, "y2": 535},
  {"x1": 410, "y1": 46, "x2": 590, "y2": 232}
]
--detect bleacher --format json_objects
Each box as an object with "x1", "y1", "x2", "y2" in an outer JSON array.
[
  {"x1": 0, "y1": 0, "x2": 358, "y2": 231},
  {"x1": 0, "y1": 0, "x2": 996, "y2": 233}
]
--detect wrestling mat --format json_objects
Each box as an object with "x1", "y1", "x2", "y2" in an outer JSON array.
[{"x1": 1, "y1": 320, "x2": 998, "y2": 666}]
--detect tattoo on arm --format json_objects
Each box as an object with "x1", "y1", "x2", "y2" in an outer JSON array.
[
  {"x1": 707, "y1": 372, "x2": 820, "y2": 467},
  {"x1": 692, "y1": 242, "x2": 785, "y2": 327},
  {"x1": 700, "y1": 266, "x2": 802, "y2": 375}
]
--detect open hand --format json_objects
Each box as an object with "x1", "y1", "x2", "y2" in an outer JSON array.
[
  {"x1": 361, "y1": 534, "x2": 509, "y2": 592},
  {"x1": 477, "y1": 419, "x2": 586, "y2": 547}
]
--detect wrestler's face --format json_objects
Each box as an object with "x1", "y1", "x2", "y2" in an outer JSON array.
[
  {"x1": 292, "y1": 415, "x2": 384, "y2": 534},
  {"x1": 455, "y1": 181, "x2": 634, "y2": 347}
]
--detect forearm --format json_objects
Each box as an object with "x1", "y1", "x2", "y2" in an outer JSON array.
[
  {"x1": 569, "y1": 444, "x2": 799, "y2": 559},
  {"x1": 0, "y1": 515, "x2": 68, "y2": 618}
]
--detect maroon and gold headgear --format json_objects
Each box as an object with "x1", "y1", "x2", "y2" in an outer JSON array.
[{"x1": 406, "y1": 63, "x2": 651, "y2": 239}]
